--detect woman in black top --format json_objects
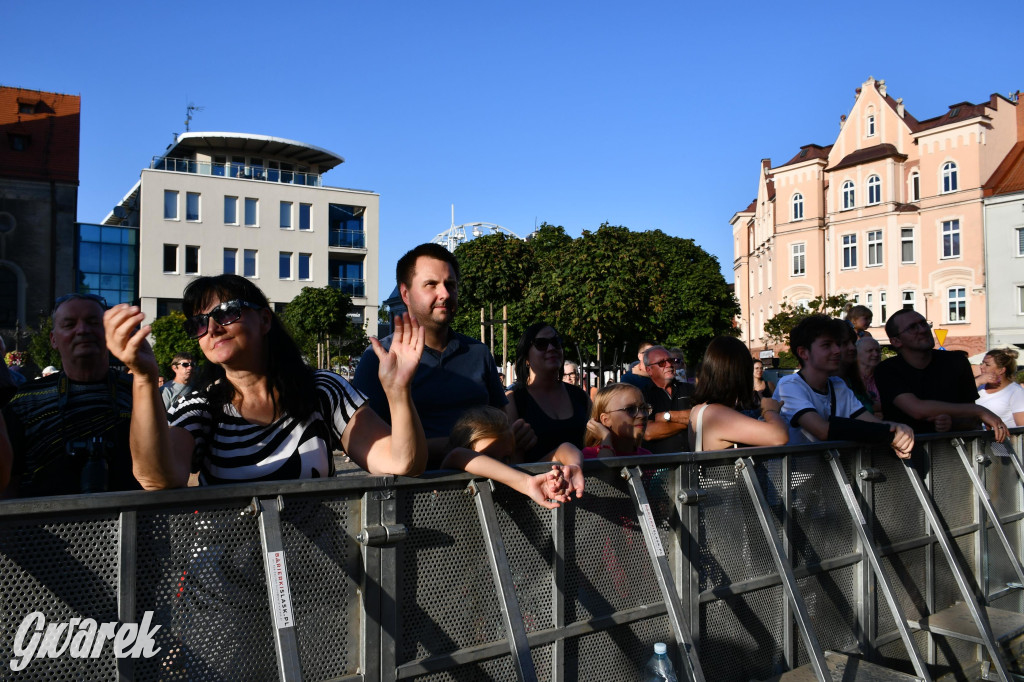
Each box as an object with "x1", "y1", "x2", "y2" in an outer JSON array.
[
  {"x1": 752, "y1": 359, "x2": 775, "y2": 399},
  {"x1": 506, "y1": 323, "x2": 590, "y2": 462}
]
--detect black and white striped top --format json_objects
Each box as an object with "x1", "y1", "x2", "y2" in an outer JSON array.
[{"x1": 168, "y1": 370, "x2": 366, "y2": 485}]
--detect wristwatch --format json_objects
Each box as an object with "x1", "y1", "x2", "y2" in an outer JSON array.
[{"x1": 662, "y1": 411, "x2": 671, "y2": 422}]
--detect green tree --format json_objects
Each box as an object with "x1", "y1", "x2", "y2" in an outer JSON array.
[
  {"x1": 763, "y1": 294, "x2": 852, "y2": 347},
  {"x1": 27, "y1": 315, "x2": 62, "y2": 370},
  {"x1": 282, "y1": 286, "x2": 365, "y2": 369},
  {"x1": 150, "y1": 311, "x2": 202, "y2": 377}
]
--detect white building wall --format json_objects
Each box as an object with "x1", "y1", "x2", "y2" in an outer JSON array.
[{"x1": 984, "y1": 191, "x2": 1024, "y2": 348}]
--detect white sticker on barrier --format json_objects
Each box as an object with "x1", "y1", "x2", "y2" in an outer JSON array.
[
  {"x1": 267, "y1": 550, "x2": 294, "y2": 629},
  {"x1": 640, "y1": 503, "x2": 665, "y2": 556}
]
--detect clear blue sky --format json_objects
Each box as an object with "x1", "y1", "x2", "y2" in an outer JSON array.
[{"x1": 7, "y1": 1, "x2": 1022, "y2": 298}]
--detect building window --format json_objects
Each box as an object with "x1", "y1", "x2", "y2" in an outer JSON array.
[
  {"x1": 224, "y1": 196, "x2": 238, "y2": 225},
  {"x1": 280, "y1": 201, "x2": 292, "y2": 229},
  {"x1": 298, "y1": 253, "x2": 311, "y2": 280},
  {"x1": 163, "y1": 244, "x2": 178, "y2": 273},
  {"x1": 185, "y1": 192, "x2": 200, "y2": 222},
  {"x1": 842, "y1": 180, "x2": 855, "y2": 210},
  {"x1": 18, "y1": 102, "x2": 36, "y2": 115},
  {"x1": 902, "y1": 290, "x2": 915, "y2": 311},
  {"x1": 947, "y1": 287, "x2": 967, "y2": 322},
  {"x1": 791, "y1": 243, "x2": 806, "y2": 276},
  {"x1": 867, "y1": 175, "x2": 881, "y2": 205},
  {"x1": 866, "y1": 292, "x2": 874, "y2": 321},
  {"x1": 842, "y1": 234, "x2": 857, "y2": 269},
  {"x1": 328, "y1": 204, "x2": 366, "y2": 247},
  {"x1": 867, "y1": 230, "x2": 883, "y2": 266},
  {"x1": 243, "y1": 249, "x2": 257, "y2": 278},
  {"x1": 867, "y1": 115, "x2": 876, "y2": 137},
  {"x1": 792, "y1": 193, "x2": 804, "y2": 221},
  {"x1": 244, "y1": 198, "x2": 258, "y2": 227},
  {"x1": 299, "y1": 204, "x2": 312, "y2": 231},
  {"x1": 9, "y1": 133, "x2": 30, "y2": 151},
  {"x1": 942, "y1": 219, "x2": 960, "y2": 258},
  {"x1": 224, "y1": 248, "x2": 237, "y2": 274},
  {"x1": 910, "y1": 172, "x2": 920, "y2": 202},
  {"x1": 164, "y1": 190, "x2": 178, "y2": 220},
  {"x1": 75, "y1": 223, "x2": 139, "y2": 307},
  {"x1": 901, "y1": 228, "x2": 915, "y2": 264},
  {"x1": 330, "y1": 260, "x2": 364, "y2": 297},
  {"x1": 1016, "y1": 227, "x2": 1024, "y2": 256},
  {"x1": 942, "y1": 162, "x2": 958, "y2": 193},
  {"x1": 880, "y1": 291, "x2": 888, "y2": 323},
  {"x1": 279, "y1": 252, "x2": 292, "y2": 279},
  {"x1": 1019, "y1": 286, "x2": 1024, "y2": 315},
  {"x1": 184, "y1": 245, "x2": 199, "y2": 275}
]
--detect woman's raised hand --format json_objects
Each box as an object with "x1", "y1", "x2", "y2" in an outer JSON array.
[
  {"x1": 372, "y1": 312, "x2": 425, "y2": 395},
  {"x1": 104, "y1": 305, "x2": 160, "y2": 379}
]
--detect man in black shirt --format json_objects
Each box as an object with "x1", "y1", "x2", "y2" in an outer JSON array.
[
  {"x1": 874, "y1": 309, "x2": 1006, "y2": 440},
  {"x1": 641, "y1": 345, "x2": 694, "y2": 454}
]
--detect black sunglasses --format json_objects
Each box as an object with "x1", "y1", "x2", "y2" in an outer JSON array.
[
  {"x1": 183, "y1": 300, "x2": 264, "y2": 339},
  {"x1": 531, "y1": 336, "x2": 563, "y2": 351},
  {"x1": 649, "y1": 357, "x2": 684, "y2": 368},
  {"x1": 609, "y1": 403, "x2": 652, "y2": 419},
  {"x1": 53, "y1": 293, "x2": 108, "y2": 313}
]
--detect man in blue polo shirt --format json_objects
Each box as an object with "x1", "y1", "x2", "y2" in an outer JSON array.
[{"x1": 354, "y1": 244, "x2": 514, "y2": 468}]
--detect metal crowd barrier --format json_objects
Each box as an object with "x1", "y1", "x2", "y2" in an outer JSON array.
[{"x1": 1, "y1": 430, "x2": 1023, "y2": 681}]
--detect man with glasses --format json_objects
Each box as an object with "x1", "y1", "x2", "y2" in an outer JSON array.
[
  {"x1": 640, "y1": 345, "x2": 694, "y2": 454},
  {"x1": 161, "y1": 352, "x2": 195, "y2": 411},
  {"x1": 1, "y1": 293, "x2": 140, "y2": 497},
  {"x1": 875, "y1": 309, "x2": 1007, "y2": 439}
]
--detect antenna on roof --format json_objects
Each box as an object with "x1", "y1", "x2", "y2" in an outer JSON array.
[{"x1": 184, "y1": 101, "x2": 205, "y2": 132}]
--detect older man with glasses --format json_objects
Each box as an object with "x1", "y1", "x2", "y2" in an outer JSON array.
[
  {"x1": 161, "y1": 352, "x2": 196, "y2": 411},
  {"x1": 640, "y1": 345, "x2": 695, "y2": 454},
  {"x1": 1, "y1": 293, "x2": 141, "y2": 497},
  {"x1": 875, "y1": 309, "x2": 1007, "y2": 441}
]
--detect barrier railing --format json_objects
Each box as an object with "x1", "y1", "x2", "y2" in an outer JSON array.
[{"x1": 1, "y1": 430, "x2": 1022, "y2": 681}]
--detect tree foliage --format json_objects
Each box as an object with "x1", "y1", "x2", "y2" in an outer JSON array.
[
  {"x1": 763, "y1": 295, "x2": 852, "y2": 347},
  {"x1": 281, "y1": 286, "x2": 367, "y2": 369},
  {"x1": 27, "y1": 315, "x2": 61, "y2": 371},
  {"x1": 451, "y1": 223, "x2": 739, "y2": 366},
  {"x1": 150, "y1": 311, "x2": 202, "y2": 377}
]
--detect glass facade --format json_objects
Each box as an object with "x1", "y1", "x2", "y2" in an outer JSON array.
[
  {"x1": 330, "y1": 260, "x2": 364, "y2": 297},
  {"x1": 76, "y1": 223, "x2": 139, "y2": 306},
  {"x1": 328, "y1": 204, "x2": 365, "y2": 247}
]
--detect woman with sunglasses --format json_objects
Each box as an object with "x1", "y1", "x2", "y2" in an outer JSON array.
[
  {"x1": 582, "y1": 383, "x2": 652, "y2": 458},
  {"x1": 506, "y1": 323, "x2": 590, "y2": 464},
  {"x1": 103, "y1": 274, "x2": 427, "y2": 488},
  {"x1": 688, "y1": 336, "x2": 788, "y2": 452}
]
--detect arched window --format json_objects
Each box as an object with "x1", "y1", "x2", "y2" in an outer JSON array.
[
  {"x1": 909, "y1": 172, "x2": 920, "y2": 202},
  {"x1": 867, "y1": 175, "x2": 881, "y2": 205},
  {"x1": 942, "y1": 162, "x2": 958, "y2": 193},
  {"x1": 792, "y1": 192, "x2": 804, "y2": 221},
  {"x1": 842, "y1": 180, "x2": 855, "y2": 210}
]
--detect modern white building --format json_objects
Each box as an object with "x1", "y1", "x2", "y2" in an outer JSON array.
[{"x1": 103, "y1": 132, "x2": 378, "y2": 329}]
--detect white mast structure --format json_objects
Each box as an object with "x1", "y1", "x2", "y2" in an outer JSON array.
[{"x1": 430, "y1": 204, "x2": 524, "y2": 252}]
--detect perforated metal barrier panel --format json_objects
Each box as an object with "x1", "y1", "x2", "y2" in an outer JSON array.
[{"x1": 0, "y1": 431, "x2": 1022, "y2": 681}]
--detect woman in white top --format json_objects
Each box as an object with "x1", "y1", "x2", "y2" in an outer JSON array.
[
  {"x1": 688, "y1": 336, "x2": 789, "y2": 452},
  {"x1": 976, "y1": 348, "x2": 1024, "y2": 429}
]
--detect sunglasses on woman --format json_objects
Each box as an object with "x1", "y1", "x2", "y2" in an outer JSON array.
[
  {"x1": 609, "y1": 403, "x2": 652, "y2": 419},
  {"x1": 531, "y1": 336, "x2": 563, "y2": 351},
  {"x1": 183, "y1": 300, "x2": 264, "y2": 339}
]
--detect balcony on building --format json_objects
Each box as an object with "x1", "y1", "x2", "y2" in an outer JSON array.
[{"x1": 146, "y1": 132, "x2": 345, "y2": 189}]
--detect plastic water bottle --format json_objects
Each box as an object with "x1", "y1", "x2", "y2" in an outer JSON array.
[{"x1": 643, "y1": 642, "x2": 678, "y2": 682}]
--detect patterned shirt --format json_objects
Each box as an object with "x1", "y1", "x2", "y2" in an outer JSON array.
[
  {"x1": 3, "y1": 370, "x2": 138, "y2": 497},
  {"x1": 168, "y1": 370, "x2": 366, "y2": 484}
]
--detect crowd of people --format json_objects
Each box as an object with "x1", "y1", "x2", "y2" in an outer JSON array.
[{"x1": 0, "y1": 242, "x2": 1020, "y2": 506}]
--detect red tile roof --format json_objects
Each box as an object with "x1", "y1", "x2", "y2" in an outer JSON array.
[
  {"x1": 0, "y1": 86, "x2": 80, "y2": 184},
  {"x1": 777, "y1": 144, "x2": 833, "y2": 169},
  {"x1": 984, "y1": 141, "x2": 1024, "y2": 197},
  {"x1": 826, "y1": 143, "x2": 907, "y2": 173}
]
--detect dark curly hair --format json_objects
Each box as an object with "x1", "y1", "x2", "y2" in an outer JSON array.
[{"x1": 182, "y1": 274, "x2": 317, "y2": 422}]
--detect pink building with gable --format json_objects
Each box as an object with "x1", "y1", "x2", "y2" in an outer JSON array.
[{"x1": 731, "y1": 77, "x2": 1021, "y2": 356}]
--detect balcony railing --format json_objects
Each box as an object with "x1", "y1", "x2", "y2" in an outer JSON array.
[
  {"x1": 329, "y1": 278, "x2": 365, "y2": 297},
  {"x1": 328, "y1": 230, "x2": 365, "y2": 249},
  {"x1": 150, "y1": 157, "x2": 322, "y2": 187}
]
